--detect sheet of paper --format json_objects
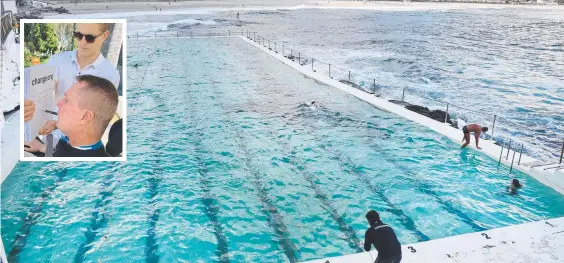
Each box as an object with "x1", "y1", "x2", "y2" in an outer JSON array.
[{"x1": 24, "y1": 64, "x2": 55, "y2": 143}]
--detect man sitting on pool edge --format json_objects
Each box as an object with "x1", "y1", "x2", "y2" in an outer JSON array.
[
  {"x1": 24, "y1": 75, "x2": 118, "y2": 157},
  {"x1": 461, "y1": 123, "x2": 488, "y2": 149}
]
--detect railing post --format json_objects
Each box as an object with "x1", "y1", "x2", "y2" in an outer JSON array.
[
  {"x1": 275, "y1": 42, "x2": 277, "y2": 53},
  {"x1": 401, "y1": 88, "x2": 406, "y2": 103},
  {"x1": 348, "y1": 71, "x2": 351, "y2": 81},
  {"x1": 510, "y1": 146, "x2": 517, "y2": 173},
  {"x1": 177, "y1": 31, "x2": 179, "y2": 37},
  {"x1": 269, "y1": 40, "x2": 270, "y2": 50},
  {"x1": 491, "y1": 115, "x2": 497, "y2": 139},
  {"x1": 518, "y1": 143, "x2": 524, "y2": 165},
  {"x1": 499, "y1": 142, "x2": 504, "y2": 165},
  {"x1": 560, "y1": 140, "x2": 564, "y2": 164},
  {"x1": 299, "y1": 52, "x2": 301, "y2": 64},
  {"x1": 282, "y1": 44, "x2": 284, "y2": 56},
  {"x1": 444, "y1": 103, "x2": 449, "y2": 123},
  {"x1": 373, "y1": 79, "x2": 376, "y2": 94},
  {"x1": 137, "y1": 31, "x2": 139, "y2": 38},
  {"x1": 329, "y1": 64, "x2": 331, "y2": 78},
  {"x1": 254, "y1": 32, "x2": 256, "y2": 41},
  {"x1": 506, "y1": 139, "x2": 512, "y2": 160}
]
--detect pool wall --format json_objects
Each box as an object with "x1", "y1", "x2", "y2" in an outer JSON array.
[
  {"x1": 238, "y1": 36, "x2": 564, "y2": 196},
  {"x1": 302, "y1": 216, "x2": 564, "y2": 263}
]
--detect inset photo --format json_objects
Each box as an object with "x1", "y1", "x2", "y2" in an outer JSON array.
[{"x1": 20, "y1": 19, "x2": 126, "y2": 161}]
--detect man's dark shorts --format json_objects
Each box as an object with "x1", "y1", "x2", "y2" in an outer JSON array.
[{"x1": 462, "y1": 125, "x2": 470, "y2": 134}]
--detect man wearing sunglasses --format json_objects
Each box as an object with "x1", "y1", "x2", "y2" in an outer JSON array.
[{"x1": 46, "y1": 23, "x2": 120, "y2": 143}]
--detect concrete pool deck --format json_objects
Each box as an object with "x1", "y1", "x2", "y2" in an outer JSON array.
[
  {"x1": 238, "y1": 35, "x2": 564, "y2": 196},
  {"x1": 302, "y1": 216, "x2": 564, "y2": 263}
]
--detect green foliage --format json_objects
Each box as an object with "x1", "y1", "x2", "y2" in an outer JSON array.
[{"x1": 23, "y1": 23, "x2": 75, "y2": 67}]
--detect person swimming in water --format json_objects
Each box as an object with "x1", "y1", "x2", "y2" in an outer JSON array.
[
  {"x1": 309, "y1": 101, "x2": 319, "y2": 110},
  {"x1": 507, "y1": 179, "x2": 522, "y2": 195}
]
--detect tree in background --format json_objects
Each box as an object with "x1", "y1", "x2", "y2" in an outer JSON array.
[{"x1": 24, "y1": 23, "x2": 75, "y2": 67}]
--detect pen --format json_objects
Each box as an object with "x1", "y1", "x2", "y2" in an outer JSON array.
[{"x1": 44, "y1": 110, "x2": 58, "y2": 116}]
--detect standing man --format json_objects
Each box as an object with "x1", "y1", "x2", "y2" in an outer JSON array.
[
  {"x1": 47, "y1": 23, "x2": 120, "y2": 142},
  {"x1": 461, "y1": 123, "x2": 488, "y2": 149},
  {"x1": 364, "y1": 210, "x2": 402, "y2": 263}
]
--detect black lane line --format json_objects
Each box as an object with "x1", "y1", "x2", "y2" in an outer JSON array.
[
  {"x1": 282, "y1": 111, "x2": 430, "y2": 242},
  {"x1": 192, "y1": 140, "x2": 230, "y2": 263},
  {"x1": 145, "y1": 157, "x2": 162, "y2": 263},
  {"x1": 8, "y1": 168, "x2": 69, "y2": 263},
  {"x1": 307, "y1": 106, "x2": 485, "y2": 233},
  {"x1": 181, "y1": 70, "x2": 231, "y2": 262},
  {"x1": 226, "y1": 120, "x2": 300, "y2": 263},
  {"x1": 73, "y1": 164, "x2": 120, "y2": 263},
  {"x1": 267, "y1": 127, "x2": 363, "y2": 253}
]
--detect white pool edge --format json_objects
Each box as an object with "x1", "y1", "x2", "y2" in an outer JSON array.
[
  {"x1": 301, "y1": 216, "x2": 564, "y2": 263},
  {"x1": 237, "y1": 36, "x2": 564, "y2": 196}
]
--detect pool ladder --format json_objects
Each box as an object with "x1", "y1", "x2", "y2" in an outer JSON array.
[{"x1": 499, "y1": 140, "x2": 564, "y2": 173}]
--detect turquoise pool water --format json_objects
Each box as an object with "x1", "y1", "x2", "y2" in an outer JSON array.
[{"x1": 2, "y1": 37, "x2": 564, "y2": 263}]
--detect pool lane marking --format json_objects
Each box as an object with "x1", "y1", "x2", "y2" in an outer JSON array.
[
  {"x1": 280, "y1": 111, "x2": 430, "y2": 242},
  {"x1": 342, "y1": 112, "x2": 488, "y2": 232},
  {"x1": 193, "y1": 150, "x2": 230, "y2": 262},
  {"x1": 7, "y1": 168, "x2": 69, "y2": 263},
  {"x1": 226, "y1": 120, "x2": 301, "y2": 263},
  {"x1": 268, "y1": 127, "x2": 364, "y2": 253},
  {"x1": 73, "y1": 164, "x2": 121, "y2": 263},
  {"x1": 180, "y1": 67, "x2": 231, "y2": 262},
  {"x1": 145, "y1": 159, "x2": 162, "y2": 263}
]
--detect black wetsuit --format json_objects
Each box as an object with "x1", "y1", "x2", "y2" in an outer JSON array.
[
  {"x1": 106, "y1": 119, "x2": 123, "y2": 157},
  {"x1": 53, "y1": 138, "x2": 110, "y2": 157},
  {"x1": 364, "y1": 222, "x2": 402, "y2": 263},
  {"x1": 462, "y1": 125, "x2": 470, "y2": 134}
]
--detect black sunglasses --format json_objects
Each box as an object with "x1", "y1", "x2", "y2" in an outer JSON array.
[{"x1": 73, "y1": 31, "x2": 105, "y2": 43}]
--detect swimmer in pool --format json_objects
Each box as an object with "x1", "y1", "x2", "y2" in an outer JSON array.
[
  {"x1": 507, "y1": 179, "x2": 522, "y2": 195},
  {"x1": 309, "y1": 101, "x2": 320, "y2": 110},
  {"x1": 461, "y1": 124, "x2": 488, "y2": 149}
]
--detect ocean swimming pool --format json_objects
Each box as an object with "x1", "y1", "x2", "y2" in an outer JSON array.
[{"x1": 2, "y1": 37, "x2": 564, "y2": 263}]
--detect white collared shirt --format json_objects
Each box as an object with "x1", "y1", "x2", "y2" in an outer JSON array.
[
  {"x1": 47, "y1": 50, "x2": 120, "y2": 141},
  {"x1": 48, "y1": 49, "x2": 120, "y2": 107}
]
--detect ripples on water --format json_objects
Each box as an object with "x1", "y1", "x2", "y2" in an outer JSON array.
[
  {"x1": 126, "y1": 7, "x2": 564, "y2": 161},
  {"x1": 2, "y1": 38, "x2": 564, "y2": 263}
]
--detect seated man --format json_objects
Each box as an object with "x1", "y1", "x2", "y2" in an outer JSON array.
[{"x1": 24, "y1": 75, "x2": 119, "y2": 157}]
